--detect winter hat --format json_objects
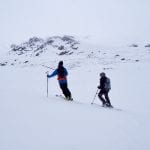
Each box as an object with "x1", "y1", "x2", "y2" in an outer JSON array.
[
  {"x1": 58, "y1": 61, "x2": 63, "y2": 67},
  {"x1": 100, "y1": 72, "x2": 106, "y2": 77}
]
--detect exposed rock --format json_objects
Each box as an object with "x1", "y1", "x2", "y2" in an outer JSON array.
[
  {"x1": 130, "y1": 44, "x2": 138, "y2": 47},
  {"x1": 71, "y1": 44, "x2": 78, "y2": 50},
  {"x1": 115, "y1": 54, "x2": 120, "y2": 57},
  {"x1": 58, "y1": 51, "x2": 69, "y2": 55},
  {"x1": 121, "y1": 58, "x2": 125, "y2": 61},
  {"x1": 35, "y1": 53, "x2": 40, "y2": 56},
  {"x1": 145, "y1": 44, "x2": 150, "y2": 47},
  {"x1": 62, "y1": 35, "x2": 74, "y2": 43},
  {"x1": 0, "y1": 62, "x2": 7, "y2": 66},
  {"x1": 135, "y1": 59, "x2": 139, "y2": 62},
  {"x1": 103, "y1": 67, "x2": 113, "y2": 70},
  {"x1": 24, "y1": 61, "x2": 29, "y2": 63},
  {"x1": 58, "y1": 46, "x2": 64, "y2": 50},
  {"x1": 68, "y1": 52, "x2": 73, "y2": 55},
  {"x1": 46, "y1": 38, "x2": 54, "y2": 45}
]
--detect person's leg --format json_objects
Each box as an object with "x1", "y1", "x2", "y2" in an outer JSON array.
[
  {"x1": 59, "y1": 83, "x2": 68, "y2": 98},
  {"x1": 98, "y1": 90, "x2": 106, "y2": 105},
  {"x1": 104, "y1": 90, "x2": 112, "y2": 107},
  {"x1": 63, "y1": 83, "x2": 72, "y2": 99}
]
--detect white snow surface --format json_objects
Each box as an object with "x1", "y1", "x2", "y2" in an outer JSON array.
[{"x1": 0, "y1": 40, "x2": 150, "y2": 150}]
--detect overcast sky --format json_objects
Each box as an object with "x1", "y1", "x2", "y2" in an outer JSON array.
[{"x1": 0, "y1": 0, "x2": 150, "y2": 47}]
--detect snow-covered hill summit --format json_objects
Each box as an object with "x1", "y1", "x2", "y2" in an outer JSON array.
[
  {"x1": 10, "y1": 35, "x2": 79, "y2": 57},
  {"x1": 0, "y1": 35, "x2": 80, "y2": 66},
  {"x1": 0, "y1": 35, "x2": 150, "y2": 69}
]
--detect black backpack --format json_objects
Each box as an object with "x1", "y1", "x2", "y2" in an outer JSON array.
[
  {"x1": 58, "y1": 66, "x2": 65, "y2": 77},
  {"x1": 104, "y1": 77, "x2": 111, "y2": 90}
]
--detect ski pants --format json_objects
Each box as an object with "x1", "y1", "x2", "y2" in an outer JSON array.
[
  {"x1": 59, "y1": 83, "x2": 71, "y2": 98},
  {"x1": 98, "y1": 89, "x2": 111, "y2": 105}
]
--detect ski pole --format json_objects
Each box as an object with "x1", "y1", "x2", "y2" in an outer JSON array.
[
  {"x1": 47, "y1": 76, "x2": 48, "y2": 97},
  {"x1": 91, "y1": 89, "x2": 99, "y2": 104},
  {"x1": 41, "y1": 64, "x2": 55, "y2": 70},
  {"x1": 45, "y1": 71, "x2": 49, "y2": 97}
]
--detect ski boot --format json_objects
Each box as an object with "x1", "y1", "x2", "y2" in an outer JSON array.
[
  {"x1": 66, "y1": 96, "x2": 73, "y2": 101},
  {"x1": 102, "y1": 102, "x2": 107, "y2": 107},
  {"x1": 106, "y1": 103, "x2": 113, "y2": 108}
]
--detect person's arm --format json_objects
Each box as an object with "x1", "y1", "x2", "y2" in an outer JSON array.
[
  {"x1": 97, "y1": 79, "x2": 101, "y2": 89},
  {"x1": 47, "y1": 69, "x2": 58, "y2": 78}
]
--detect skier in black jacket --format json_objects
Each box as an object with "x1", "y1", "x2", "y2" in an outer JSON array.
[{"x1": 98, "y1": 72, "x2": 112, "y2": 107}]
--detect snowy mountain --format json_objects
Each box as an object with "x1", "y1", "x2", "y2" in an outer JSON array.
[
  {"x1": 9, "y1": 36, "x2": 79, "y2": 56},
  {"x1": 0, "y1": 35, "x2": 79, "y2": 66},
  {"x1": 1, "y1": 35, "x2": 150, "y2": 69}
]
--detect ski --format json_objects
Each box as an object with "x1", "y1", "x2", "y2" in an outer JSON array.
[
  {"x1": 55, "y1": 94, "x2": 73, "y2": 101},
  {"x1": 55, "y1": 94, "x2": 84, "y2": 105},
  {"x1": 91, "y1": 103, "x2": 122, "y2": 111},
  {"x1": 55, "y1": 95, "x2": 122, "y2": 111}
]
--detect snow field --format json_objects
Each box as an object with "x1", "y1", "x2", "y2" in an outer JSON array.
[{"x1": 0, "y1": 61, "x2": 150, "y2": 150}]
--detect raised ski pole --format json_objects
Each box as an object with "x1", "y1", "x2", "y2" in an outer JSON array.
[
  {"x1": 41, "y1": 64, "x2": 54, "y2": 70},
  {"x1": 91, "y1": 89, "x2": 99, "y2": 104}
]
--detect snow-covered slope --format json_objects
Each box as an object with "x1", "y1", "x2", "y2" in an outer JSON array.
[{"x1": 0, "y1": 37, "x2": 150, "y2": 150}]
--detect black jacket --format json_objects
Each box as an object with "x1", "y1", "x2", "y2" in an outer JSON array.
[{"x1": 99, "y1": 76, "x2": 107, "y2": 89}]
